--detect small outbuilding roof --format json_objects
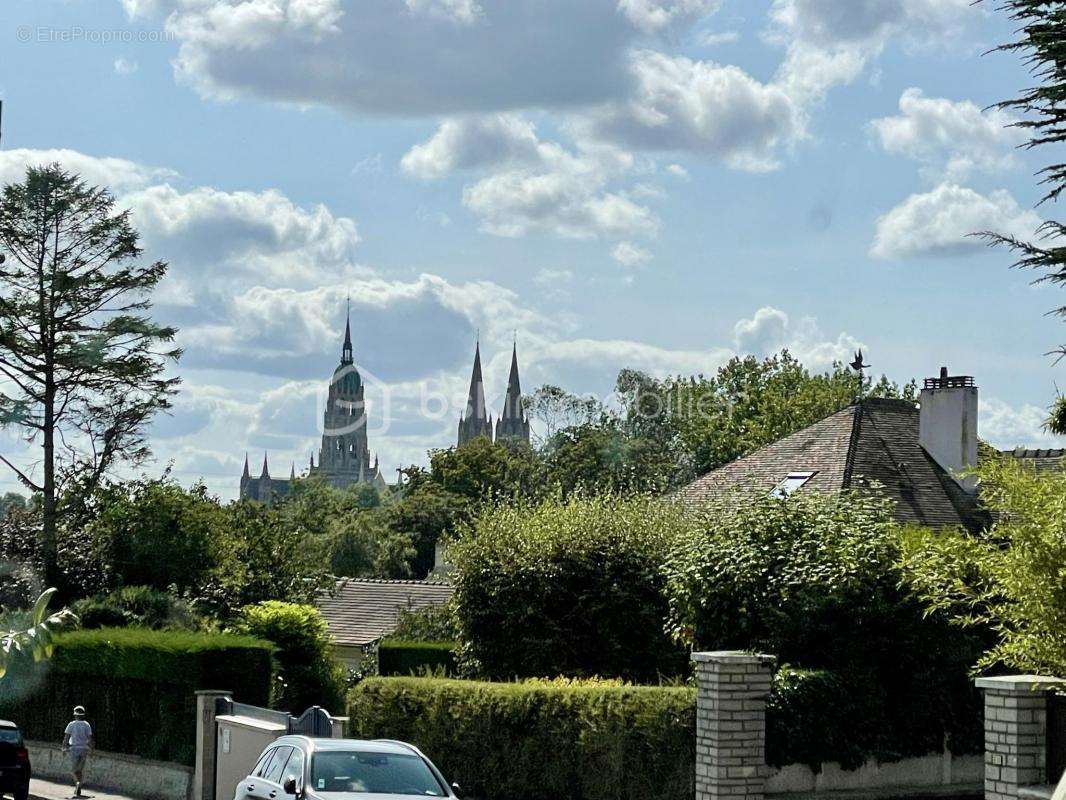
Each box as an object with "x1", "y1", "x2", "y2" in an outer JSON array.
[{"x1": 316, "y1": 578, "x2": 454, "y2": 647}]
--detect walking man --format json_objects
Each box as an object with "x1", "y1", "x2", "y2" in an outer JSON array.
[{"x1": 62, "y1": 706, "x2": 93, "y2": 798}]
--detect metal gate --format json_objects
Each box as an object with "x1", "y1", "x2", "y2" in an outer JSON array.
[
  {"x1": 212, "y1": 699, "x2": 342, "y2": 800},
  {"x1": 1048, "y1": 694, "x2": 1066, "y2": 785}
]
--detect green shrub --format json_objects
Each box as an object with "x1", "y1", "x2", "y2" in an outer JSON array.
[
  {"x1": 378, "y1": 640, "x2": 457, "y2": 676},
  {"x1": 73, "y1": 586, "x2": 198, "y2": 630},
  {"x1": 0, "y1": 627, "x2": 272, "y2": 764},
  {"x1": 449, "y1": 494, "x2": 693, "y2": 680},
  {"x1": 391, "y1": 603, "x2": 459, "y2": 642},
  {"x1": 235, "y1": 601, "x2": 346, "y2": 714},
  {"x1": 348, "y1": 676, "x2": 695, "y2": 800},
  {"x1": 666, "y1": 489, "x2": 984, "y2": 762}
]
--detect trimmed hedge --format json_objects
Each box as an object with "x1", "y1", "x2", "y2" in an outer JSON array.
[
  {"x1": 378, "y1": 640, "x2": 457, "y2": 676},
  {"x1": 0, "y1": 628, "x2": 272, "y2": 765},
  {"x1": 348, "y1": 676, "x2": 695, "y2": 800}
]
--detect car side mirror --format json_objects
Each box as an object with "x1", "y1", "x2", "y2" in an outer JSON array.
[
  {"x1": 282, "y1": 778, "x2": 299, "y2": 797},
  {"x1": 451, "y1": 782, "x2": 463, "y2": 798}
]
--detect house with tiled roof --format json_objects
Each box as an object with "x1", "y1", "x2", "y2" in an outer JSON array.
[
  {"x1": 680, "y1": 367, "x2": 1059, "y2": 529},
  {"x1": 316, "y1": 578, "x2": 454, "y2": 668}
]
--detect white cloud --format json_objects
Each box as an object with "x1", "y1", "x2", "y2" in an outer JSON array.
[
  {"x1": 869, "y1": 88, "x2": 1023, "y2": 180},
  {"x1": 768, "y1": 0, "x2": 978, "y2": 103},
  {"x1": 733, "y1": 306, "x2": 861, "y2": 369},
  {"x1": 696, "y1": 30, "x2": 739, "y2": 46},
  {"x1": 617, "y1": 0, "x2": 720, "y2": 34},
  {"x1": 665, "y1": 163, "x2": 690, "y2": 179},
  {"x1": 586, "y1": 50, "x2": 802, "y2": 171},
  {"x1": 981, "y1": 396, "x2": 1064, "y2": 450},
  {"x1": 405, "y1": 0, "x2": 483, "y2": 24},
  {"x1": 612, "y1": 241, "x2": 653, "y2": 267},
  {"x1": 113, "y1": 57, "x2": 140, "y2": 75},
  {"x1": 0, "y1": 148, "x2": 175, "y2": 193},
  {"x1": 130, "y1": 0, "x2": 644, "y2": 116},
  {"x1": 401, "y1": 115, "x2": 542, "y2": 179},
  {"x1": 871, "y1": 183, "x2": 1044, "y2": 260},
  {"x1": 403, "y1": 115, "x2": 658, "y2": 241}
]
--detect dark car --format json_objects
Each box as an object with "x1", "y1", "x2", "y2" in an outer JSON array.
[
  {"x1": 0, "y1": 720, "x2": 30, "y2": 800},
  {"x1": 232, "y1": 736, "x2": 460, "y2": 800}
]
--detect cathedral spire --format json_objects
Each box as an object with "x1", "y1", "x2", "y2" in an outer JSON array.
[
  {"x1": 242, "y1": 453, "x2": 250, "y2": 479},
  {"x1": 495, "y1": 340, "x2": 531, "y2": 444},
  {"x1": 458, "y1": 339, "x2": 493, "y2": 446},
  {"x1": 290, "y1": 462, "x2": 296, "y2": 480},
  {"x1": 260, "y1": 452, "x2": 270, "y2": 479},
  {"x1": 341, "y1": 295, "x2": 354, "y2": 365}
]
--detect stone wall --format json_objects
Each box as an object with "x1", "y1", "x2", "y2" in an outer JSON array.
[{"x1": 28, "y1": 740, "x2": 192, "y2": 800}]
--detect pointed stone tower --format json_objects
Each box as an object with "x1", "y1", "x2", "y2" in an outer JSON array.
[
  {"x1": 495, "y1": 342, "x2": 530, "y2": 444},
  {"x1": 458, "y1": 340, "x2": 493, "y2": 446},
  {"x1": 308, "y1": 301, "x2": 382, "y2": 488}
]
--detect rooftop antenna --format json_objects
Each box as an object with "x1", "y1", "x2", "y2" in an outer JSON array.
[{"x1": 850, "y1": 349, "x2": 871, "y2": 401}]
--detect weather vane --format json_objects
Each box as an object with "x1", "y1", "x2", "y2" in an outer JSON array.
[{"x1": 850, "y1": 349, "x2": 871, "y2": 400}]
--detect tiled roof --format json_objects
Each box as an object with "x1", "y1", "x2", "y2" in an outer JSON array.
[
  {"x1": 1003, "y1": 447, "x2": 1066, "y2": 472},
  {"x1": 316, "y1": 579, "x2": 455, "y2": 647},
  {"x1": 678, "y1": 397, "x2": 988, "y2": 532}
]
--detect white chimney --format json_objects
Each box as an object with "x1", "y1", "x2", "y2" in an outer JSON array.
[{"x1": 918, "y1": 367, "x2": 978, "y2": 493}]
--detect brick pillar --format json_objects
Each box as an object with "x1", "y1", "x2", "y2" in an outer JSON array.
[
  {"x1": 194, "y1": 690, "x2": 232, "y2": 800},
  {"x1": 693, "y1": 651, "x2": 776, "y2": 800},
  {"x1": 976, "y1": 675, "x2": 1065, "y2": 800}
]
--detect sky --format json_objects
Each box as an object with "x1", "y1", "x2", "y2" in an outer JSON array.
[{"x1": 1, "y1": 0, "x2": 1065, "y2": 499}]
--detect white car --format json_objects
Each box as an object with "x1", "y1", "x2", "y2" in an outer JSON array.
[{"x1": 233, "y1": 736, "x2": 461, "y2": 800}]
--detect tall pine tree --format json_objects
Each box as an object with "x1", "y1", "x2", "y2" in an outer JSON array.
[
  {"x1": 0, "y1": 165, "x2": 180, "y2": 582},
  {"x1": 982, "y1": 1, "x2": 1066, "y2": 429}
]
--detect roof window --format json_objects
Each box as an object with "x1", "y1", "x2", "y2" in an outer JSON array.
[{"x1": 770, "y1": 471, "x2": 816, "y2": 498}]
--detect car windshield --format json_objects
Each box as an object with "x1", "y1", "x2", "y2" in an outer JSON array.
[
  {"x1": 0, "y1": 729, "x2": 21, "y2": 745},
  {"x1": 310, "y1": 751, "x2": 445, "y2": 797}
]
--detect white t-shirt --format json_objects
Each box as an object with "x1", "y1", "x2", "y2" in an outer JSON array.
[{"x1": 65, "y1": 720, "x2": 92, "y2": 752}]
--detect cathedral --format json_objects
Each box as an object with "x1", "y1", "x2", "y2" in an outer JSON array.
[
  {"x1": 240, "y1": 312, "x2": 530, "y2": 503},
  {"x1": 240, "y1": 311, "x2": 386, "y2": 503}
]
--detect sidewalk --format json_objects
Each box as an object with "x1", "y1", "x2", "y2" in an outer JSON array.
[{"x1": 30, "y1": 777, "x2": 142, "y2": 800}]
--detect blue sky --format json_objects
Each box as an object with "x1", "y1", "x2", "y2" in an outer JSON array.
[{"x1": 1, "y1": 0, "x2": 1064, "y2": 498}]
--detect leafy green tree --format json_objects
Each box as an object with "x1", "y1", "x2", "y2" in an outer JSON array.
[
  {"x1": 977, "y1": 2, "x2": 1066, "y2": 429},
  {"x1": 385, "y1": 482, "x2": 470, "y2": 576},
  {"x1": 428, "y1": 437, "x2": 544, "y2": 502},
  {"x1": 449, "y1": 494, "x2": 692, "y2": 681},
  {"x1": 633, "y1": 351, "x2": 914, "y2": 479},
  {"x1": 235, "y1": 601, "x2": 346, "y2": 713},
  {"x1": 0, "y1": 588, "x2": 75, "y2": 680},
  {"x1": 328, "y1": 513, "x2": 415, "y2": 579},
  {"x1": 901, "y1": 455, "x2": 1066, "y2": 676},
  {"x1": 0, "y1": 166, "x2": 180, "y2": 581},
  {"x1": 524, "y1": 384, "x2": 604, "y2": 442},
  {"x1": 220, "y1": 500, "x2": 332, "y2": 613},
  {"x1": 88, "y1": 477, "x2": 229, "y2": 595},
  {"x1": 0, "y1": 492, "x2": 25, "y2": 518}
]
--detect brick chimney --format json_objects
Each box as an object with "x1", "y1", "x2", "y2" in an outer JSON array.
[{"x1": 919, "y1": 367, "x2": 978, "y2": 493}]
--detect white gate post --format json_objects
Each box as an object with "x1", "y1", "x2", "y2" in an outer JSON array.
[{"x1": 194, "y1": 690, "x2": 232, "y2": 800}]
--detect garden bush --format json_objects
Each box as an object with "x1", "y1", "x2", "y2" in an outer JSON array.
[
  {"x1": 73, "y1": 586, "x2": 198, "y2": 630},
  {"x1": 0, "y1": 627, "x2": 272, "y2": 764},
  {"x1": 449, "y1": 494, "x2": 693, "y2": 680},
  {"x1": 666, "y1": 489, "x2": 985, "y2": 762},
  {"x1": 235, "y1": 601, "x2": 346, "y2": 714},
  {"x1": 348, "y1": 676, "x2": 695, "y2": 800},
  {"x1": 378, "y1": 640, "x2": 457, "y2": 676}
]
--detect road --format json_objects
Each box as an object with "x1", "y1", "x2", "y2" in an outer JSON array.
[{"x1": 29, "y1": 777, "x2": 141, "y2": 800}]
